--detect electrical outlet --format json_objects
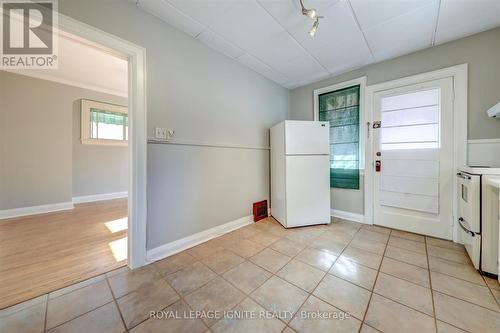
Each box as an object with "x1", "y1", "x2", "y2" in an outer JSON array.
[{"x1": 155, "y1": 127, "x2": 167, "y2": 140}]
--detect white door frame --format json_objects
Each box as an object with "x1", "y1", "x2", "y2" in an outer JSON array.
[
  {"x1": 364, "y1": 64, "x2": 468, "y2": 242},
  {"x1": 58, "y1": 14, "x2": 148, "y2": 268}
]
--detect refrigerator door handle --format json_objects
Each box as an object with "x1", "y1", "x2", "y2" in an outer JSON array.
[{"x1": 456, "y1": 172, "x2": 471, "y2": 180}]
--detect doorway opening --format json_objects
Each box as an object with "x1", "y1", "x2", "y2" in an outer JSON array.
[{"x1": 0, "y1": 15, "x2": 147, "y2": 309}]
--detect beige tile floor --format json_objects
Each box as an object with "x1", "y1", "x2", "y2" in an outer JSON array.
[{"x1": 2, "y1": 217, "x2": 500, "y2": 333}]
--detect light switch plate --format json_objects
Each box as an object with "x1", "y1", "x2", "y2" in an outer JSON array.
[{"x1": 155, "y1": 127, "x2": 167, "y2": 140}]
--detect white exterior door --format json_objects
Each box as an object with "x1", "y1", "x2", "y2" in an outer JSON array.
[{"x1": 372, "y1": 78, "x2": 454, "y2": 239}]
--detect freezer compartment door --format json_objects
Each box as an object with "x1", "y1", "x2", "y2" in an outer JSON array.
[
  {"x1": 285, "y1": 121, "x2": 329, "y2": 155},
  {"x1": 285, "y1": 155, "x2": 330, "y2": 227}
]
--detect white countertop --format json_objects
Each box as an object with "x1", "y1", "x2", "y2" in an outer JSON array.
[
  {"x1": 460, "y1": 166, "x2": 500, "y2": 175},
  {"x1": 484, "y1": 176, "x2": 500, "y2": 188}
]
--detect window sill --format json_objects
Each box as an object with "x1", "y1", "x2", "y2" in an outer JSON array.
[{"x1": 81, "y1": 139, "x2": 128, "y2": 147}]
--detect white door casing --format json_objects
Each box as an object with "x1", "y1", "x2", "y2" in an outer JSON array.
[
  {"x1": 372, "y1": 78, "x2": 454, "y2": 239},
  {"x1": 58, "y1": 14, "x2": 148, "y2": 268}
]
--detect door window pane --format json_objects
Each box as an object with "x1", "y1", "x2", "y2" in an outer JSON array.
[
  {"x1": 380, "y1": 88, "x2": 440, "y2": 150},
  {"x1": 381, "y1": 89, "x2": 439, "y2": 111},
  {"x1": 382, "y1": 105, "x2": 439, "y2": 127}
]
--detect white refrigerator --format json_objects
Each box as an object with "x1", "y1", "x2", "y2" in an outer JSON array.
[{"x1": 270, "y1": 120, "x2": 331, "y2": 228}]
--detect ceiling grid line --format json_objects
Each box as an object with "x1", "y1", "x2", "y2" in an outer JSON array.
[
  {"x1": 347, "y1": 0, "x2": 375, "y2": 62},
  {"x1": 431, "y1": 0, "x2": 442, "y2": 46}
]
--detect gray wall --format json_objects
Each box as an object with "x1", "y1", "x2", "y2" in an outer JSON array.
[
  {"x1": 58, "y1": 0, "x2": 289, "y2": 250},
  {"x1": 72, "y1": 99, "x2": 128, "y2": 198},
  {"x1": 289, "y1": 27, "x2": 500, "y2": 215},
  {"x1": 0, "y1": 70, "x2": 128, "y2": 209},
  {"x1": 0, "y1": 71, "x2": 73, "y2": 209}
]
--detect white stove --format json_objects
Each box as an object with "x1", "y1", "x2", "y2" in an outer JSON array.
[{"x1": 457, "y1": 166, "x2": 500, "y2": 276}]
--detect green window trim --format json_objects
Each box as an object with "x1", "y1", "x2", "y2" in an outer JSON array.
[{"x1": 318, "y1": 85, "x2": 360, "y2": 190}]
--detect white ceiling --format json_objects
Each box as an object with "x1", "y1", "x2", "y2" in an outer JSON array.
[
  {"x1": 6, "y1": 32, "x2": 129, "y2": 97},
  {"x1": 136, "y1": 0, "x2": 500, "y2": 89}
]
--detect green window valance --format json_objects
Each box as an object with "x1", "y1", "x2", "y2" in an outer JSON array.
[
  {"x1": 318, "y1": 85, "x2": 360, "y2": 189},
  {"x1": 91, "y1": 108, "x2": 128, "y2": 126}
]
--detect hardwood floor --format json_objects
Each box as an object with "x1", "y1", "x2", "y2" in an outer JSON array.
[{"x1": 0, "y1": 199, "x2": 127, "y2": 309}]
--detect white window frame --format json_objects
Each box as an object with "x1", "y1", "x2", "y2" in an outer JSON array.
[
  {"x1": 313, "y1": 76, "x2": 367, "y2": 171},
  {"x1": 81, "y1": 99, "x2": 128, "y2": 147}
]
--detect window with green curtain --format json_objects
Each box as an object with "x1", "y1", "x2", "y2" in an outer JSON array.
[
  {"x1": 90, "y1": 108, "x2": 128, "y2": 141},
  {"x1": 318, "y1": 85, "x2": 360, "y2": 189}
]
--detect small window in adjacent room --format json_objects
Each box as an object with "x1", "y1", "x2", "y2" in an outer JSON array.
[
  {"x1": 318, "y1": 85, "x2": 360, "y2": 189},
  {"x1": 81, "y1": 99, "x2": 128, "y2": 146}
]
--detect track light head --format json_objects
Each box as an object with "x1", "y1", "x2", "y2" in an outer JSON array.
[
  {"x1": 302, "y1": 7, "x2": 316, "y2": 19},
  {"x1": 309, "y1": 18, "x2": 319, "y2": 37}
]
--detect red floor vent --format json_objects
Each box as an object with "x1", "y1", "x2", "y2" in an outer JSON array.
[{"x1": 253, "y1": 200, "x2": 268, "y2": 222}]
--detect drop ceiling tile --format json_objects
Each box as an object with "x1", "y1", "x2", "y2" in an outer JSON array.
[
  {"x1": 314, "y1": 42, "x2": 373, "y2": 75},
  {"x1": 285, "y1": 72, "x2": 331, "y2": 90},
  {"x1": 167, "y1": 0, "x2": 234, "y2": 28},
  {"x1": 363, "y1": 2, "x2": 438, "y2": 62},
  {"x1": 249, "y1": 32, "x2": 310, "y2": 70},
  {"x1": 206, "y1": 1, "x2": 309, "y2": 68},
  {"x1": 350, "y1": 0, "x2": 436, "y2": 31},
  {"x1": 236, "y1": 53, "x2": 290, "y2": 85},
  {"x1": 138, "y1": 0, "x2": 205, "y2": 37},
  {"x1": 435, "y1": 0, "x2": 500, "y2": 45},
  {"x1": 209, "y1": 1, "x2": 282, "y2": 45},
  {"x1": 272, "y1": 54, "x2": 327, "y2": 83},
  {"x1": 207, "y1": 1, "x2": 302, "y2": 63},
  {"x1": 196, "y1": 29, "x2": 245, "y2": 59}
]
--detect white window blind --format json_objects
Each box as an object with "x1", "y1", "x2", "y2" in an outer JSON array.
[
  {"x1": 381, "y1": 89, "x2": 440, "y2": 150},
  {"x1": 379, "y1": 88, "x2": 441, "y2": 214}
]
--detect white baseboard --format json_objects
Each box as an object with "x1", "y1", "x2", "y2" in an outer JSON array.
[
  {"x1": 0, "y1": 202, "x2": 74, "y2": 219},
  {"x1": 331, "y1": 209, "x2": 367, "y2": 224},
  {"x1": 72, "y1": 191, "x2": 128, "y2": 204},
  {"x1": 146, "y1": 214, "x2": 253, "y2": 262}
]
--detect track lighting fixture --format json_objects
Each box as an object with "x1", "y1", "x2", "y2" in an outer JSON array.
[{"x1": 300, "y1": 0, "x2": 323, "y2": 37}]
